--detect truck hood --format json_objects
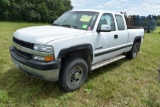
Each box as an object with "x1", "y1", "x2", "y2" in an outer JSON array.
[{"x1": 13, "y1": 25, "x2": 86, "y2": 45}]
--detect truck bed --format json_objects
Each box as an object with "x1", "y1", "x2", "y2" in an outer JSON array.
[
  {"x1": 127, "y1": 28, "x2": 144, "y2": 43},
  {"x1": 127, "y1": 26, "x2": 144, "y2": 29}
]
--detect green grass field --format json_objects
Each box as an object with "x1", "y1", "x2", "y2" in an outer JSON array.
[{"x1": 0, "y1": 22, "x2": 160, "y2": 107}]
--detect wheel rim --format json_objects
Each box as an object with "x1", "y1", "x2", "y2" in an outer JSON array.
[
  {"x1": 133, "y1": 45, "x2": 138, "y2": 58},
  {"x1": 69, "y1": 66, "x2": 83, "y2": 85}
]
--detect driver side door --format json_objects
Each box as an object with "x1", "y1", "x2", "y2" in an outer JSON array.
[{"x1": 93, "y1": 13, "x2": 119, "y2": 63}]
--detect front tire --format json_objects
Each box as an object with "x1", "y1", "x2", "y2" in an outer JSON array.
[{"x1": 59, "y1": 57, "x2": 88, "y2": 92}]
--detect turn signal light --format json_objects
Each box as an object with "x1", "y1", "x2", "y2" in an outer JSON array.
[{"x1": 44, "y1": 56, "x2": 55, "y2": 61}]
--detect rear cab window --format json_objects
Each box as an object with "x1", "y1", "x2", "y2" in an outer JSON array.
[{"x1": 115, "y1": 15, "x2": 125, "y2": 30}]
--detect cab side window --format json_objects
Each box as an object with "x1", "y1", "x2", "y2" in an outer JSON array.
[
  {"x1": 115, "y1": 15, "x2": 125, "y2": 30},
  {"x1": 98, "y1": 13, "x2": 116, "y2": 31}
]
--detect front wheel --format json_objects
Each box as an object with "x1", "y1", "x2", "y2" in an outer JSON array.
[
  {"x1": 126, "y1": 42, "x2": 140, "y2": 59},
  {"x1": 59, "y1": 57, "x2": 88, "y2": 92}
]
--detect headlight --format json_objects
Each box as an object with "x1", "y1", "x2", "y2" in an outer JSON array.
[
  {"x1": 33, "y1": 55, "x2": 55, "y2": 62},
  {"x1": 33, "y1": 44, "x2": 54, "y2": 52}
]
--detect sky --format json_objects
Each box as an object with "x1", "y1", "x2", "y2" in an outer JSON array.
[{"x1": 70, "y1": 0, "x2": 160, "y2": 16}]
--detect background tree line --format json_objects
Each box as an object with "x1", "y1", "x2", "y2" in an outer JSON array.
[
  {"x1": 156, "y1": 15, "x2": 160, "y2": 26},
  {"x1": 0, "y1": 0, "x2": 73, "y2": 23}
]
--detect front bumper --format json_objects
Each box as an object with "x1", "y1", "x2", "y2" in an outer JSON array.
[{"x1": 10, "y1": 46, "x2": 61, "y2": 81}]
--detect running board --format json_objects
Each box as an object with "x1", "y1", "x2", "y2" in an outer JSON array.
[{"x1": 91, "y1": 55, "x2": 126, "y2": 71}]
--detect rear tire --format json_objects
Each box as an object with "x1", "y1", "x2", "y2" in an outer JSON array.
[
  {"x1": 59, "y1": 57, "x2": 88, "y2": 92},
  {"x1": 126, "y1": 42, "x2": 140, "y2": 59}
]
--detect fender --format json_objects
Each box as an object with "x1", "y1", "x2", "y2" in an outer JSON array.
[
  {"x1": 133, "y1": 36, "x2": 142, "y2": 44},
  {"x1": 58, "y1": 44, "x2": 93, "y2": 60}
]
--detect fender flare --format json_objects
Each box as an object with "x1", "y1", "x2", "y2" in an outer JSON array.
[
  {"x1": 133, "y1": 36, "x2": 142, "y2": 44},
  {"x1": 57, "y1": 44, "x2": 93, "y2": 60}
]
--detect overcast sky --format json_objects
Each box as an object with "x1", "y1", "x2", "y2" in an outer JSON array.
[{"x1": 70, "y1": 0, "x2": 160, "y2": 16}]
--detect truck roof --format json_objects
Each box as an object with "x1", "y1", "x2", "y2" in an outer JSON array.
[{"x1": 71, "y1": 9, "x2": 121, "y2": 15}]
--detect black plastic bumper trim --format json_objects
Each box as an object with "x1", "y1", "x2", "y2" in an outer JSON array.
[{"x1": 10, "y1": 46, "x2": 61, "y2": 71}]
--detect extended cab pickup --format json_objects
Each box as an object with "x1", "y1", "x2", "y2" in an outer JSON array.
[{"x1": 10, "y1": 10, "x2": 144, "y2": 92}]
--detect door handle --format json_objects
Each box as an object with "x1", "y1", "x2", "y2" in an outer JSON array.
[{"x1": 114, "y1": 35, "x2": 118, "y2": 39}]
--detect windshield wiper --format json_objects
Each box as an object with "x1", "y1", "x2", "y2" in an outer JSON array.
[
  {"x1": 61, "y1": 24, "x2": 78, "y2": 29},
  {"x1": 53, "y1": 23, "x2": 78, "y2": 29},
  {"x1": 53, "y1": 23, "x2": 61, "y2": 26}
]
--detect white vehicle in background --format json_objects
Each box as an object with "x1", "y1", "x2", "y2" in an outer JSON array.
[{"x1": 10, "y1": 10, "x2": 144, "y2": 92}]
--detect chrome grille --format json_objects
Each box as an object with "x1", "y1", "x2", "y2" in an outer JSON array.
[{"x1": 13, "y1": 37, "x2": 33, "y2": 49}]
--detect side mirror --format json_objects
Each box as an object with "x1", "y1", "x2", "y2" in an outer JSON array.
[{"x1": 97, "y1": 24, "x2": 111, "y2": 32}]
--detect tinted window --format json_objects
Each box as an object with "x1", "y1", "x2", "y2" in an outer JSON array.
[
  {"x1": 98, "y1": 13, "x2": 116, "y2": 31},
  {"x1": 115, "y1": 15, "x2": 125, "y2": 30}
]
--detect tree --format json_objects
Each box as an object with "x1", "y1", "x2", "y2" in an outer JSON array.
[
  {"x1": 156, "y1": 20, "x2": 160, "y2": 26},
  {"x1": 0, "y1": 0, "x2": 73, "y2": 22}
]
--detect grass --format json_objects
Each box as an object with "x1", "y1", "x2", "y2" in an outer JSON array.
[{"x1": 0, "y1": 22, "x2": 160, "y2": 107}]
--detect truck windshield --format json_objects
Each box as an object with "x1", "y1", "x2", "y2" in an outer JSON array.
[{"x1": 53, "y1": 11, "x2": 99, "y2": 30}]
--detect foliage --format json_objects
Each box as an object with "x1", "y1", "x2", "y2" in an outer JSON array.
[
  {"x1": 156, "y1": 20, "x2": 160, "y2": 26},
  {"x1": 0, "y1": 22, "x2": 160, "y2": 106},
  {"x1": 0, "y1": 0, "x2": 73, "y2": 23},
  {"x1": 156, "y1": 15, "x2": 160, "y2": 20}
]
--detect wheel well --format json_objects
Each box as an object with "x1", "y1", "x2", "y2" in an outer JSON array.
[
  {"x1": 134, "y1": 37, "x2": 141, "y2": 51},
  {"x1": 61, "y1": 49, "x2": 92, "y2": 72},
  {"x1": 134, "y1": 38, "x2": 141, "y2": 43}
]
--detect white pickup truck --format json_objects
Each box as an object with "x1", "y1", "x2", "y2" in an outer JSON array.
[{"x1": 10, "y1": 10, "x2": 144, "y2": 92}]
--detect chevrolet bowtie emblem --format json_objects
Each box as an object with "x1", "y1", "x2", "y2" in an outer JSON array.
[{"x1": 16, "y1": 44, "x2": 21, "y2": 50}]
